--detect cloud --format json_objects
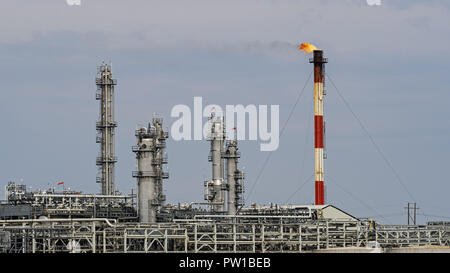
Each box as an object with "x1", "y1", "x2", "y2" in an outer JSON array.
[{"x1": 0, "y1": 0, "x2": 449, "y2": 57}]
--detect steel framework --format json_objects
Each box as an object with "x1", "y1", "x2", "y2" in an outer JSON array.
[
  {"x1": 96, "y1": 63, "x2": 117, "y2": 195},
  {"x1": 1, "y1": 218, "x2": 449, "y2": 253}
]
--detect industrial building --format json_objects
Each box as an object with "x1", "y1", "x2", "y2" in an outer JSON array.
[{"x1": 1, "y1": 52, "x2": 450, "y2": 253}]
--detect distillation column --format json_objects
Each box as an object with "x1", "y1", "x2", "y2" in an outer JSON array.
[
  {"x1": 95, "y1": 64, "x2": 117, "y2": 195},
  {"x1": 132, "y1": 118, "x2": 169, "y2": 223},
  {"x1": 223, "y1": 140, "x2": 244, "y2": 215},
  {"x1": 310, "y1": 50, "x2": 327, "y2": 205},
  {"x1": 205, "y1": 116, "x2": 226, "y2": 212}
]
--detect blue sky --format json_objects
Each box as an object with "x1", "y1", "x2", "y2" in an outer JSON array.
[{"x1": 0, "y1": 0, "x2": 449, "y2": 224}]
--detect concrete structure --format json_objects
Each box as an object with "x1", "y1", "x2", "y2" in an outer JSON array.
[
  {"x1": 95, "y1": 63, "x2": 117, "y2": 195},
  {"x1": 132, "y1": 118, "x2": 169, "y2": 223}
]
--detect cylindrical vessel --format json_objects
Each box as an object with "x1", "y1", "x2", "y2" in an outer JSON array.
[
  {"x1": 226, "y1": 141, "x2": 238, "y2": 215},
  {"x1": 133, "y1": 118, "x2": 169, "y2": 223},
  {"x1": 137, "y1": 137, "x2": 157, "y2": 222},
  {"x1": 211, "y1": 119, "x2": 225, "y2": 211}
]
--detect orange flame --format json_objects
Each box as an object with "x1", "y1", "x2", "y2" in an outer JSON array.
[{"x1": 298, "y1": 43, "x2": 318, "y2": 54}]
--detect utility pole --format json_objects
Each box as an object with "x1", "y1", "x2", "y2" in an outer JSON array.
[{"x1": 405, "y1": 203, "x2": 419, "y2": 225}]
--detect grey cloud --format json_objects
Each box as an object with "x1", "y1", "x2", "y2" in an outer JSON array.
[{"x1": 0, "y1": 1, "x2": 449, "y2": 57}]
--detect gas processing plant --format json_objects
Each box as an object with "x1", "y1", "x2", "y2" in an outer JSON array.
[{"x1": 1, "y1": 46, "x2": 450, "y2": 253}]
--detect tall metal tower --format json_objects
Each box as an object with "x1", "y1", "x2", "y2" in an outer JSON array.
[
  {"x1": 132, "y1": 118, "x2": 169, "y2": 223},
  {"x1": 223, "y1": 139, "x2": 244, "y2": 215},
  {"x1": 204, "y1": 115, "x2": 226, "y2": 212},
  {"x1": 95, "y1": 63, "x2": 117, "y2": 195},
  {"x1": 310, "y1": 50, "x2": 327, "y2": 205}
]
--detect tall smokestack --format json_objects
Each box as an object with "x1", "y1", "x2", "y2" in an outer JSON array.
[{"x1": 310, "y1": 50, "x2": 327, "y2": 205}]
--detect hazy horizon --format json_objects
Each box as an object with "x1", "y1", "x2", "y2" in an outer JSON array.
[{"x1": 1, "y1": 0, "x2": 449, "y2": 224}]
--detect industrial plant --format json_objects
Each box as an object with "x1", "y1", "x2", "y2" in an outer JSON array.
[{"x1": 1, "y1": 48, "x2": 449, "y2": 253}]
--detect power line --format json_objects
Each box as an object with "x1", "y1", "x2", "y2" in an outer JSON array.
[
  {"x1": 243, "y1": 71, "x2": 313, "y2": 203},
  {"x1": 421, "y1": 214, "x2": 450, "y2": 220},
  {"x1": 325, "y1": 73, "x2": 430, "y2": 223},
  {"x1": 284, "y1": 174, "x2": 314, "y2": 205},
  {"x1": 296, "y1": 95, "x2": 314, "y2": 202},
  {"x1": 282, "y1": 95, "x2": 314, "y2": 205},
  {"x1": 326, "y1": 175, "x2": 392, "y2": 224},
  {"x1": 374, "y1": 212, "x2": 406, "y2": 218}
]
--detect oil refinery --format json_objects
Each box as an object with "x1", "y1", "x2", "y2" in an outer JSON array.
[{"x1": 0, "y1": 48, "x2": 449, "y2": 254}]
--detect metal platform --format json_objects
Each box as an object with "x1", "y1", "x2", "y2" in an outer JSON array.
[{"x1": 1, "y1": 217, "x2": 449, "y2": 253}]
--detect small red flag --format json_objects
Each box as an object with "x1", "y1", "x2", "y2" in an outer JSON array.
[{"x1": 58, "y1": 181, "x2": 64, "y2": 185}]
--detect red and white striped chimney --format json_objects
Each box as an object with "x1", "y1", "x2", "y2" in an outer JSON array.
[{"x1": 310, "y1": 50, "x2": 327, "y2": 205}]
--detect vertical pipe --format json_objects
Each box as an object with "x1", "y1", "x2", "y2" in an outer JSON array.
[
  {"x1": 136, "y1": 137, "x2": 155, "y2": 223},
  {"x1": 220, "y1": 117, "x2": 226, "y2": 205},
  {"x1": 310, "y1": 50, "x2": 327, "y2": 205},
  {"x1": 209, "y1": 117, "x2": 225, "y2": 212},
  {"x1": 225, "y1": 138, "x2": 244, "y2": 215},
  {"x1": 226, "y1": 141, "x2": 237, "y2": 215}
]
